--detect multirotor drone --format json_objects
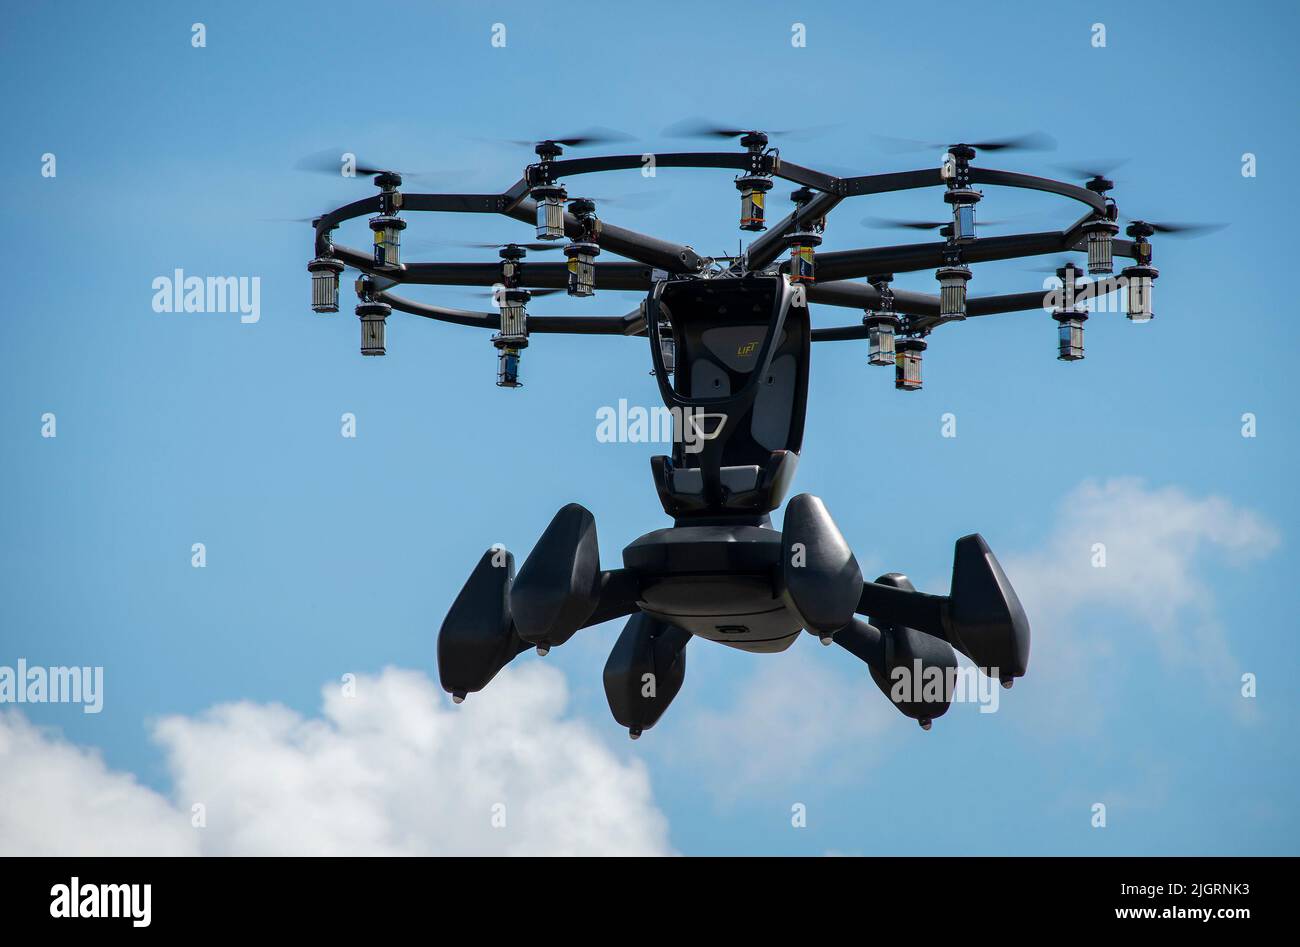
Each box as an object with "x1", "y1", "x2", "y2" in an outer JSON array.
[{"x1": 302, "y1": 127, "x2": 1180, "y2": 737}]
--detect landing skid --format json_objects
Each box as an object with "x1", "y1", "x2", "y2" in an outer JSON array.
[{"x1": 437, "y1": 495, "x2": 1029, "y2": 739}]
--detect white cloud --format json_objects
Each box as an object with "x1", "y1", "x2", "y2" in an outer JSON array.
[
  {"x1": 0, "y1": 712, "x2": 196, "y2": 856},
  {"x1": 0, "y1": 478, "x2": 1278, "y2": 851},
  {"x1": 676, "y1": 477, "x2": 1280, "y2": 786},
  {"x1": 1003, "y1": 477, "x2": 1279, "y2": 732},
  {"x1": 0, "y1": 664, "x2": 672, "y2": 856},
  {"x1": 680, "y1": 647, "x2": 898, "y2": 799}
]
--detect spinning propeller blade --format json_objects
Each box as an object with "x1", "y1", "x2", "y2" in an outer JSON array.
[
  {"x1": 869, "y1": 131, "x2": 1057, "y2": 154},
  {"x1": 570, "y1": 189, "x2": 669, "y2": 209},
  {"x1": 1127, "y1": 218, "x2": 1227, "y2": 238},
  {"x1": 481, "y1": 127, "x2": 635, "y2": 149},
  {"x1": 662, "y1": 118, "x2": 839, "y2": 142},
  {"x1": 962, "y1": 132, "x2": 1058, "y2": 152},
  {"x1": 293, "y1": 149, "x2": 470, "y2": 182},
  {"x1": 258, "y1": 212, "x2": 331, "y2": 224},
  {"x1": 1053, "y1": 158, "x2": 1129, "y2": 180},
  {"x1": 862, "y1": 216, "x2": 948, "y2": 231},
  {"x1": 414, "y1": 240, "x2": 566, "y2": 253},
  {"x1": 862, "y1": 213, "x2": 1040, "y2": 232}
]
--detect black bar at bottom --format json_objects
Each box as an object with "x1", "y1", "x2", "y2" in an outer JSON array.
[{"x1": 0, "y1": 856, "x2": 1280, "y2": 932}]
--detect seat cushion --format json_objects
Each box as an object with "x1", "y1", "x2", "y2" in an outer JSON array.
[
  {"x1": 668, "y1": 464, "x2": 760, "y2": 495},
  {"x1": 650, "y1": 451, "x2": 799, "y2": 517}
]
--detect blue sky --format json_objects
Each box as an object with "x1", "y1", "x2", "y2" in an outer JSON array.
[{"x1": 0, "y1": 0, "x2": 1297, "y2": 855}]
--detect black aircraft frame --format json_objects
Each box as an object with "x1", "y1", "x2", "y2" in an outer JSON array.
[{"x1": 304, "y1": 134, "x2": 1162, "y2": 737}]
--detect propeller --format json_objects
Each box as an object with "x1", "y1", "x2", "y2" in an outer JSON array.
[
  {"x1": 258, "y1": 212, "x2": 331, "y2": 224},
  {"x1": 862, "y1": 213, "x2": 1043, "y2": 232},
  {"x1": 562, "y1": 191, "x2": 666, "y2": 209},
  {"x1": 468, "y1": 241, "x2": 565, "y2": 252},
  {"x1": 662, "y1": 118, "x2": 839, "y2": 142},
  {"x1": 409, "y1": 240, "x2": 566, "y2": 253},
  {"x1": 294, "y1": 149, "x2": 470, "y2": 183},
  {"x1": 1126, "y1": 218, "x2": 1228, "y2": 238},
  {"x1": 479, "y1": 127, "x2": 635, "y2": 149},
  {"x1": 869, "y1": 131, "x2": 1057, "y2": 154},
  {"x1": 1053, "y1": 158, "x2": 1129, "y2": 181},
  {"x1": 862, "y1": 216, "x2": 951, "y2": 232}
]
